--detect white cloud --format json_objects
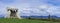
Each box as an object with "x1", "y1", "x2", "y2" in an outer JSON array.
[
  {"x1": 39, "y1": 5, "x2": 47, "y2": 9},
  {"x1": 0, "y1": 0, "x2": 60, "y2": 17},
  {"x1": 46, "y1": 4, "x2": 60, "y2": 17}
]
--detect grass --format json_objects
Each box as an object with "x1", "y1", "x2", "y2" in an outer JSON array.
[{"x1": 0, "y1": 18, "x2": 59, "y2": 23}]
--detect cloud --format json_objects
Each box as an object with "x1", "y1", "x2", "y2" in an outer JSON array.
[
  {"x1": 0, "y1": 0, "x2": 60, "y2": 17},
  {"x1": 0, "y1": 2, "x2": 7, "y2": 15},
  {"x1": 46, "y1": 4, "x2": 60, "y2": 17}
]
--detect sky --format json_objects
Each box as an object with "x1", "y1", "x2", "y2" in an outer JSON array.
[{"x1": 0, "y1": 0, "x2": 60, "y2": 17}]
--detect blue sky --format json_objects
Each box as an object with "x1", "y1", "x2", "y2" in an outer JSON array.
[{"x1": 0, "y1": 0, "x2": 60, "y2": 17}]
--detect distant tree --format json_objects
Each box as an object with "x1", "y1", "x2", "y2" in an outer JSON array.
[
  {"x1": 48, "y1": 14, "x2": 51, "y2": 21},
  {"x1": 28, "y1": 16, "x2": 31, "y2": 19}
]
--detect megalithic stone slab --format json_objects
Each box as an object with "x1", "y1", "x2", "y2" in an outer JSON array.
[{"x1": 5, "y1": 7, "x2": 21, "y2": 19}]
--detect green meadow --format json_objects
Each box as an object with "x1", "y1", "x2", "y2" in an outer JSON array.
[{"x1": 0, "y1": 18, "x2": 59, "y2": 23}]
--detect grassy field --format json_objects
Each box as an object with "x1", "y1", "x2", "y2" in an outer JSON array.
[{"x1": 0, "y1": 18, "x2": 59, "y2": 23}]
